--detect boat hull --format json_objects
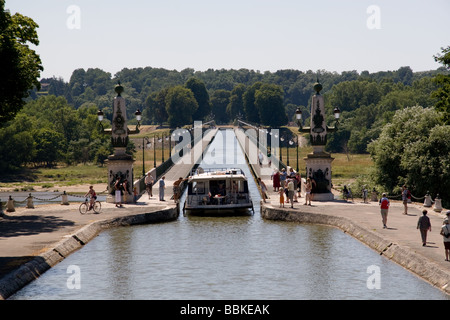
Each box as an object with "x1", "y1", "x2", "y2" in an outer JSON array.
[{"x1": 185, "y1": 203, "x2": 253, "y2": 216}]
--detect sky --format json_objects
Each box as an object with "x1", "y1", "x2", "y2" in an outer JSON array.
[{"x1": 6, "y1": 0, "x2": 450, "y2": 82}]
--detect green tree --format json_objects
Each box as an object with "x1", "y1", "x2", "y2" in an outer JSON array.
[
  {"x1": 243, "y1": 82, "x2": 262, "y2": 123},
  {"x1": 32, "y1": 128, "x2": 64, "y2": 167},
  {"x1": 145, "y1": 89, "x2": 169, "y2": 126},
  {"x1": 165, "y1": 86, "x2": 198, "y2": 128},
  {"x1": 226, "y1": 84, "x2": 246, "y2": 121},
  {"x1": 0, "y1": 1, "x2": 43, "y2": 124},
  {"x1": 210, "y1": 90, "x2": 231, "y2": 124},
  {"x1": 255, "y1": 84, "x2": 287, "y2": 127},
  {"x1": 432, "y1": 46, "x2": 450, "y2": 124},
  {"x1": 368, "y1": 106, "x2": 449, "y2": 205},
  {"x1": 0, "y1": 114, "x2": 36, "y2": 170},
  {"x1": 185, "y1": 77, "x2": 211, "y2": 121}
]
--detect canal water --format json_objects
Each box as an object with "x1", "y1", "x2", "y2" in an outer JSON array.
[{"x1": 10, "y1": 130, "x2": 448, "y2": 300}]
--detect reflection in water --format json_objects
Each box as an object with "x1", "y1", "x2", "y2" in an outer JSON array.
[{"x1": 9, "y1": 130, "x2": 449, "y2": 300}]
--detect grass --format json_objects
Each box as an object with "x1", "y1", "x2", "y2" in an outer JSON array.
[
  {"x1": 277, "y1": 146, "x2": 373, "y2": 187},
  {"x1": 0, "y1": 164, "x2": 109, "y2": 191}
]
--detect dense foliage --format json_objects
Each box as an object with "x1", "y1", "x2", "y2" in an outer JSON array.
[
  {"x1": 368, "y1": 106, "x2": 450, "y2": 206},
  {"x1": 0, "y1": 0, "x2": 43, "y2": 124}
]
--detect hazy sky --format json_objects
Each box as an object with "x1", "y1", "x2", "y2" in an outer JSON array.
[{"x1": 6, "y1": 0, "x2": 450, "y2": 81}]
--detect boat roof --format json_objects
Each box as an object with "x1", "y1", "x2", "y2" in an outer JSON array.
[{"x1": 189, "y1": 168, "x2": 247, "y2": 181}]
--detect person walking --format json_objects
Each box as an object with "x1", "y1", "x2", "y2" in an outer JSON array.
[
  {"x1": 159, "y1": 176, "x2": 166, "y2": 201},
  {"x1": 379, "y1": 193, "x2": 390, "y2": 228},
  {"x1": 402, "y1": 185, "x2": 410, "y2": 215},
  {"x1": 145, "y1": 173, "x2": 154, "y2": 199},
  {"x1": 417, "y1": 210, "x2": 432, "y2": 246},
  {"x1": 440, "y1": 218, "x2": 450, "y2": 261},
  {"x1": 287, "y1": 178, "x2": 295, "y2": 208}
]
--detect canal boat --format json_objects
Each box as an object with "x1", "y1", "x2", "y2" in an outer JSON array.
[{"x1": 184, "y1": 167, "x2": 254, "y2": 215}]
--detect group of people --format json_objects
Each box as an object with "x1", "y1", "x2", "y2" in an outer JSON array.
[
  {"x1": 267, "y1": 168, "x2": 317, "y2": 208},
  {"x1": 145, "y1": 174, "x2": 187, "y2": 202},
  {"x1": 379, "y1": 192, "x2": 450, "y2": 261}
]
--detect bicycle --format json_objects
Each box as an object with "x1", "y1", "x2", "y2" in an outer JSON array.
[{"x1": 79, "y1": 198, "x2": 101, "y2": 214}]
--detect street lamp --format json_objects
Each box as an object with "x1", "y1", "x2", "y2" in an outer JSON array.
[
  {"x1": 333, "y1": 106, "x2": 341, "y2": 128},
  {"x1": 135, "y1": 109, "x2": 142, "y2": 128},
  {"x1": 295, "y1": 107, "x2": 302, "y2": 130},
  {"x1": 142, "y1": 137, "x2": 151, "y2": 177},
  {"x1": 97, "y1": 109, "x2": 105, "y2": 131}
]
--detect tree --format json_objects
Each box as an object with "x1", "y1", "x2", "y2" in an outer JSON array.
[
  {"x1": 226, "y1": 84, "x2": 246, "y2": 121},
  {"x1": 210, "y1": 90, "x2": 231, "y2": 124},
  {"x1": 368, "y1": 106, "x2": 449, "y2": 206},
  {"x1": 145, "y1": 89, "x2": 169, "y2": 126},
  {"x1": 0, "y1": 1, "x2": 43, "y2": 124},
  {"x1": 255, "y1": 84, "x2": 287, "y2": 127},
  {"x1": 185, "y1": 77, "x2": 211, "y2": 121},
  {"x1": 432, "y1": 46, "x2": 450, "y2": 124},
  {"x1": 165, "y1": 86, "x2": 198, "y2": 128},
  {"x1": 32, "y1": 128, "x2": 64, "y2": 167},
  {"x1": 243, "y1": 82, "x2": 262, "y2": 123}
]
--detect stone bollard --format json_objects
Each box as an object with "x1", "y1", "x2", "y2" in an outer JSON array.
[
  {"x1": 61, "y1": 191, "x2": 69, "y2": 205},
  {"x1": 6, "y1": 195, "x2": 15, "y2": 212},
  {"x1": 433, "y1": 194, "x2": 443, "y2": 213},
  {"x1": 423, "y1": 192, "x2": 432, "y2": 207},
  {"x1": 26, "y1": 193, "x2": 34, "y2": 209}
]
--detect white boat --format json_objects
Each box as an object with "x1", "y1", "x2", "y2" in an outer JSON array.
[{"x1": 184, "y1": 167, "x2": 254, "y2": 215}]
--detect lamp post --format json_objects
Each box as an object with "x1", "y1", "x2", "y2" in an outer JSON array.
[
  {"x1": 288, "y1": 136, "x2": 300, "y2": 172},
  {"x1": 142, "y1": 137, "x2": 151, "y2": 177},
  {"x1": 153, "y1": 135, "x2": 156, "y2": 168}
]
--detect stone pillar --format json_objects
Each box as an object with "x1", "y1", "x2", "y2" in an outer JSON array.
[
  {"x1": 26, "y1": 193, "x2": 34, "y2": 209},
  {"x1": 6, "y1": 196, "x2": 15, "y2": 212},
  {"x1": 61, "y1": 191, "x2": 69, "y2": 205},
  {"x1": 105, "y1": 83, "x2": 135, "y2": 203},
  {"x1": 303, "y1": 81, "x2": 334, "y2": 201},
  {"x1": 433, "y1": 195, "x2": 443, "y2": 212},
  {"x1": 423, "y1": 192, "x2": 432, "y2": 207}
]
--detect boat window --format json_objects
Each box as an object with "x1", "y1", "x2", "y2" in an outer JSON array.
[
  {"x1": 210, "y1": 180, "x2": 226, "y2": 197},
  {"x1": 189, "y1": 181, "x2": 205, "y2": 194},
  {"x1": 231, "y1": 180, "x2": 248, "y2": 193}
]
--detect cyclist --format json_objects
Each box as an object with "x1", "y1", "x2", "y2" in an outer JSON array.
[{"x1": 85, "y1": 185, "x2": 97, "y2": 210}]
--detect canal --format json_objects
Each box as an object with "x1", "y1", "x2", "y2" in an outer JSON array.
[{"x1": 10, "y1": 130, "x2": 448, "y2": 299}]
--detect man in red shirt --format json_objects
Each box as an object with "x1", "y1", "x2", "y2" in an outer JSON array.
[{"x1": 379, "y1": 193, "x2": 390, "y2": 229}]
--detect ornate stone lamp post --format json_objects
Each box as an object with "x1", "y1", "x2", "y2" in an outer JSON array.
[
  {"x1": 296, "y1": 80, "x2": 341, "y2": 201},
  {"x1": 97, "y1": 83, "x2": 142, "y2": 203}
]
